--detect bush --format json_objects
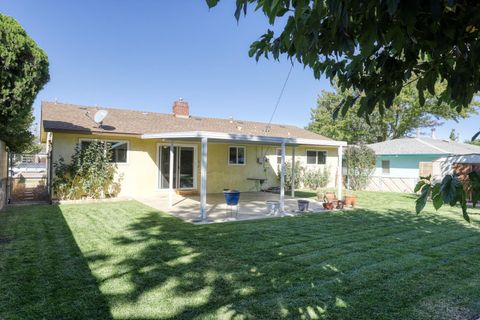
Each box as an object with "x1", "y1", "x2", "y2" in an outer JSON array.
[
  {"x1": 53, "y1": 141, "x2": 122, "y2": 200},
  {"x1": 279, "y1": 161, "x2": 304, "y2": 190},
  {"x1": 345, "y1": 145, "x2": 375, "y2": 190},
  {"x1": 277, "y1": 161, "x2": 331, "y2": 190},
  {"x1": 303, "y1": 166, "x2": 330, "y2": 190}
]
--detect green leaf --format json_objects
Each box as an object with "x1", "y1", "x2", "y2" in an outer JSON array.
[
  {"x1": 432, "y1": 194, "x2": 443, "y2": 210},
  {"x1": 416, "y1": 184, "x2": 430, "y2": 214},
  {"x1": 431, "y1": 183, "x2": 443, "y2": 210},
  {"x1": 456, "y1": 186, "x2": 470, "y2": 222},
  {"x1": 472, "y1": 130, "x2": 480, "y2": 142},
  {"x1": 206, "y1": 0, "x2": 219, "y2": 8},
  {"x1": 440, "y1": 175, "x2": 456, "y2": 205},
  {"x1": 418, "y1": 89, "x2": 425, "y2": 106},
  {"x1": 414, "y1": 180, "x2": 425, "y2": 193},
  {"x1": 234, "y1": 0, "x2": 248, "y2": 21}
]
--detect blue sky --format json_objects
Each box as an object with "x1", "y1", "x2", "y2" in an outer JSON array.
[{"x1": 1, "y1": 1, "x2": 479, "y2": 141}]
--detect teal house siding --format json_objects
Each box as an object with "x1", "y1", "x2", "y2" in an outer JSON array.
[{"x1": 372, "y1": 154, "x2": 443, "y2": 178}]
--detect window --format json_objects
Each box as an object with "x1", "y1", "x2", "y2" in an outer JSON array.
[
  {"x1": 306, "y1": 150, "x2": 326, "y2": 165},
  {"x1": 228, "y1": 146, "x2": 245, "y2": 165},
  {"x1": 382, "y1": 160, "x2": 390, "y2": 174},
  {"x1": 80, "y1": 140, "x2": 128, "y2": 163}
]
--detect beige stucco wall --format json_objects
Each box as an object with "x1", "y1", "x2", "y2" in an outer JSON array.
[
  {"x1": 51, "y1": 132, "x2": 340, "y2": 198},
  {"x1": 51, "y1": 132, "x2": 160, "y2": 198}
]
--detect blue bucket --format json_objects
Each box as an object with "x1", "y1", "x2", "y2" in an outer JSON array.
[{"x1": 223, "y1": 190, "x2": 240, "y2": 205}]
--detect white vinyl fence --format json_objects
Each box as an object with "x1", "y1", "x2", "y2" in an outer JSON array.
[{"x1": 366, "y1": 176, "x2": 418, "y2": 193}]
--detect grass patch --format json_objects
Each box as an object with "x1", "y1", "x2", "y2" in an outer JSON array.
[{"x1": 1, "y1": 191, "x2": 480, "y2": 319}]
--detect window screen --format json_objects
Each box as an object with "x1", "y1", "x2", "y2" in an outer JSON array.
[
  {"x1": 307, "y1": 150, "x2": 327, "y2": 165},
  {"x1": 382, "y1": 160, "x2": 390, "y2": 174},
  {"x1": 228, "y1": 146, "x2": 245, "y2": 165}
]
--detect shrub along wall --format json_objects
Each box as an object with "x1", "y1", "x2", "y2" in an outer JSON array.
[{"x1": 0, "y1": 140, "x2": 7, "y2": 210}]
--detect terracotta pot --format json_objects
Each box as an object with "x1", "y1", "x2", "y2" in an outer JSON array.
[
  {"x1": 336, "y1": 200, "x2": 344, "y2": 209},
  {"x1": 323, "y1": 202, "x2": 334, "y2": 210},
  {"x1": 344, "y1": 195, "x2": 357, "y2": 208}
]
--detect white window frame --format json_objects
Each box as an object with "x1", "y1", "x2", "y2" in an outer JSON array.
[
  {"x1": 79, "y1": 138, "x2": 129, "y2": 164},
  {"x1": 228, "y1": 146, "x2": 246, "y2": 166},
  {"x1": 306, "y1": 149, "x2": 327, "y2": 165},
  {"x1": 156, "y1": 143, "x2": 198, "y2": 191}
]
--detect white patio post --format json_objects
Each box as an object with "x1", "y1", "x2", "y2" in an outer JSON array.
[
  {"x1": 291, "y1": 146, "x2": 296, "y2": 197},
  {"x1": 337, "y1": 145, "x2": 343, "y2": 200},
  {"x1": 280, "y1": 141, "x2": 286, "y2": 213},
  {"x1": 168, "y1": 142, "x2": 174, "y2": 208},
  {"x1": 200, "y1": 137, "x2": 208, "y2": 220}
]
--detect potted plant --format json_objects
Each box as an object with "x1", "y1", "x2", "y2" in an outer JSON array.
[{"x1": 322, "y1": 202, "x2": 334, "y2": 210}]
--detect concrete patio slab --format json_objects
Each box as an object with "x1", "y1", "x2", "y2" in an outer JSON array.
[{"x1": 137, "y1": 192, "x2": 327, "y2": 224}]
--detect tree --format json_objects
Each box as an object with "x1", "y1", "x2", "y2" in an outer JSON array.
[
  {"x1": 307, "y1": 82, "x2": 477, "y2": 144},
  {"x1": 344, "y1": 145, "x2": 376, "y2": 190},
  {"x1": 449, "y1": 129, "x2": 459, "y2": 141},
  {"x1": 0, "y1": 14, "x2": 49, "y2": 152}
]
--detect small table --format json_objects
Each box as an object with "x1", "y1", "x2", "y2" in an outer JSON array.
[{"x1": 247, "y1": 178, "x2": 266, "y2": 191}]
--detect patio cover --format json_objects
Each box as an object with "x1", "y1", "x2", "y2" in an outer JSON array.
[{"x1": 142, "y1": 131, "x2": 347, "y2": 222}]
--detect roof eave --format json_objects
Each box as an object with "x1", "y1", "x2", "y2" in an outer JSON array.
[{"x1": 141, "y1": 131, "x2": 347, "y2": 146}]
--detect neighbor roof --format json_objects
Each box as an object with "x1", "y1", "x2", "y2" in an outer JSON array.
[
  {"x1": 368, "y1": 137, "x2": 480, "y2": 155},
  {"x1": 41, "y1": 101, "x2": 332, "y2": 141}
]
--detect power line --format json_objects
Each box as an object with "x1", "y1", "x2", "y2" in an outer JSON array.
[{"x1": 263, "y1": 62, "x2": 294, "y2": 135}]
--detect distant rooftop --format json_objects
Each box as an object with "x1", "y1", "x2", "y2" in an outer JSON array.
[{"x1": 368, "y1": 137, "x2": 480, "y2": 155}]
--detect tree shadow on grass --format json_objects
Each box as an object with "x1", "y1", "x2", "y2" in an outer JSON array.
[
  {"x1": 0, "y1": 205, "x2": 113, "y2": 319},
  {"x1": 86, "y1": 202, "x2": 480, "y2": 319}
]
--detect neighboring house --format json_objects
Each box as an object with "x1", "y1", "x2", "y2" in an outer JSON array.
[
  {"x1": 40, "y1": 100, "x2": 346, "y2": 217},
  {"x1": 367, "y1": 136, "x2": 480, "y2": 193}
]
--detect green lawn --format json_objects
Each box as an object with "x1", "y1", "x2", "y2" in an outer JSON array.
[{"x1": 1, "y1": 192, "x2": 480, "y2": 319}]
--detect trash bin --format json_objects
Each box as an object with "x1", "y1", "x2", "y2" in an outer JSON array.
[
  {"x1": 266, "y1": 200, "x2": 280, "y2": 215},
  {"x1": 297, "y1": 200, "x2": 310, "y2": 212}
]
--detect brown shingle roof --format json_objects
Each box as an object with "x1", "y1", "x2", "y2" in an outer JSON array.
[{"x1": 41, "y1": 101, "x2": 333, "y2": 141}]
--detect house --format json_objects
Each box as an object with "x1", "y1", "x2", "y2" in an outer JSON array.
[
  {"x1": 367, "y1": 136, "x2": 480, "y2": 192},
  {"x1": 40, "y1": 100, "x2": 346, "y2": 218}
]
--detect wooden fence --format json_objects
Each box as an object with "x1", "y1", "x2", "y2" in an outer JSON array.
[{"x1": 452, "y1": 163, "x2": 480, "y2": 201}]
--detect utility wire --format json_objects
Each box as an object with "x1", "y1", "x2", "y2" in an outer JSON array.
[
  {"x1": 259, "y1": 62, "x2": 294, "y2": 162},
  {"x1": 263, "y1": 62, "x2": 294, "y2": 135}
]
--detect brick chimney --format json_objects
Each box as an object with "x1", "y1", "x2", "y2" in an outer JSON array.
[{"x1": 172, "y1": 99, "x2": 189, "y2": 118}]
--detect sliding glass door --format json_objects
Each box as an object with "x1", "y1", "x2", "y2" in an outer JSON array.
[{"x1": 159, "y1": 145, "x2": 195, "y2": 189}]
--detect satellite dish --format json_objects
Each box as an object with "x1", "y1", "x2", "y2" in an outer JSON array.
[{"x1": 93, "y1": 110, "x2": 108, "y2": 124}]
